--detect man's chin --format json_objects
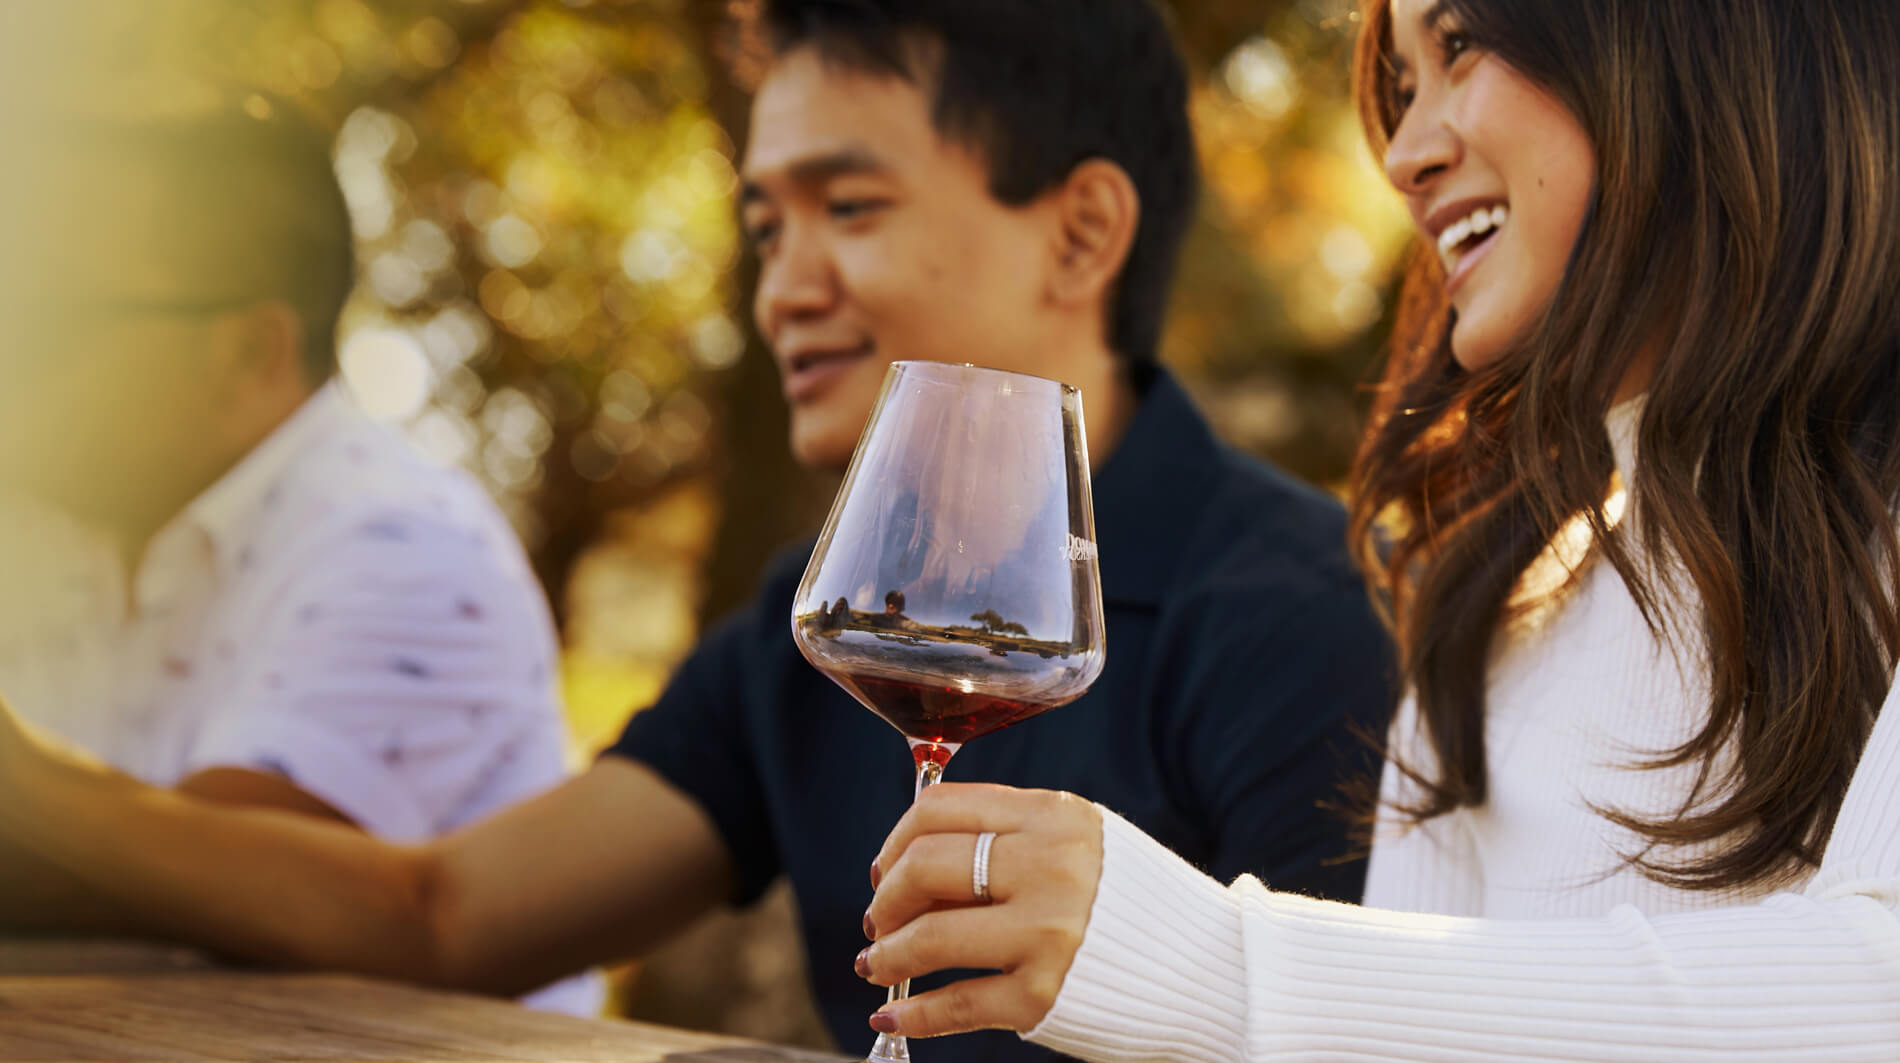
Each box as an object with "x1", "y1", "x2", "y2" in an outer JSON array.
[{"x1": 788, "y1": 419, "x2": 858, "y2": 475}]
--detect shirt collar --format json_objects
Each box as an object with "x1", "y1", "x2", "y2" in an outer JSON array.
[
  {"x1": 1606, "y1": 393, "x2": 1645, "y2": 480},
  {"x1": 1088, "y1": 366, "x2": 1226, "y2": 607},
  {"x1": 174, "y1": 381, "x2": 353, "y2": 569}
]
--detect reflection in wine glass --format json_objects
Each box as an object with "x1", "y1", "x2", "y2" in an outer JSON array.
[{"x1": 792, "y1": 361, "x2": 1105, "y2": 1063}]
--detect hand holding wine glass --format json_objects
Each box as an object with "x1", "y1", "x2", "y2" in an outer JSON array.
[
  {"x1": 859, "y1": 781, "x2": 1105, "y2": 1040},
  {"x1": 792, "y1": 361, "x2": 1106, "y2": 1062}
]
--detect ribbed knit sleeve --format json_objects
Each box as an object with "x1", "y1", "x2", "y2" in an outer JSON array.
[
  {"x1": 1027, "y1": 808, "x2": 1250, "y2": 1062},
  {"x1": 1026, "y1": 667, "x2": 1900, "y2": 1062}
]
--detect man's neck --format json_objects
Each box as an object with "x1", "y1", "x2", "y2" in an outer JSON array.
[
  {"x1": 101, "y1": 459, "x2": 227, "y2": 587},
  {"x1": 1063, "y1": 348, "x2": 1140, "y2": 473},
  {"x1": 102, "y1": 388, "x2": 314, "y2": 584}
]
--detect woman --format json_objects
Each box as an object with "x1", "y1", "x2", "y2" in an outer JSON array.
[{"x1": 854, "y1": 0, "x2": 1900, "y2": 1057}]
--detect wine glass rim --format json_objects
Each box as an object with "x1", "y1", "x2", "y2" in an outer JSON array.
[{"x1": 887, "y1": 360, "x2": 1080, "y2": 395}]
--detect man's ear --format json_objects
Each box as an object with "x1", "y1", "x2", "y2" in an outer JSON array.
[
  {"x1": 205, "y1": 300, "x2": 313, "y2": 455},
  {"x1": 213, "y1": 300, "x2": 307, "y2": 396},
  {"x1": 1047, "y1": 158, "x2": 1141, "y2": 309}
]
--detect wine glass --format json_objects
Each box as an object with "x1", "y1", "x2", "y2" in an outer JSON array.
[{"x1": 791, "y1": 361, "x2": 1107, "y2": 1063}]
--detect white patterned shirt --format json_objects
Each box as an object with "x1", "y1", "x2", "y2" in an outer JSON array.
[{"x1": 0, "y1": 382, "x2": 600, "y2": 1014}]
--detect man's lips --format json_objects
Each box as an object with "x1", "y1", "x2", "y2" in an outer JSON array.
[{"x1": 779, "y1": 342, "x2": 875, "y2": 403}]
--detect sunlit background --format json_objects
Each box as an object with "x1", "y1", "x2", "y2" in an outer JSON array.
[{"x1": 2, "y1": 0, "x2": 1409, "y2": 1047}]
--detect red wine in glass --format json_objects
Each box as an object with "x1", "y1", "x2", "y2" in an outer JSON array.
[
  {"x1": 791, "y1": 361, "x2": 1106, "y2": 1063},
  {"x1": 827, "y1": 672, "x2": 1070, "y2": 761}
]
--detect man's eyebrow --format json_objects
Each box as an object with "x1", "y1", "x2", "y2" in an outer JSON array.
[{"x1": 738, "y1": 146, "x2": 891, "y2": 206}]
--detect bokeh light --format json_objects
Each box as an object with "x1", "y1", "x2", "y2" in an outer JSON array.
[{"x1": 340, "y1": 327, "x2": 433, "y2": 421}]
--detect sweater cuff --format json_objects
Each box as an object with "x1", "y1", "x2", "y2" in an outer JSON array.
[{"x1": 1024, "y1": 805, "x2": 1252, "y2": 1063}]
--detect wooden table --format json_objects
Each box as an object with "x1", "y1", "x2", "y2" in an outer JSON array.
[{"x1": 0, "y1": 942, "x2": 852, "y2": 1062}]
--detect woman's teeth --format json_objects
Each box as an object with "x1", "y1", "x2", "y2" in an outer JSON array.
[{"x1": 1438, "y1": 204, "x2": 1509, "y2": 266}]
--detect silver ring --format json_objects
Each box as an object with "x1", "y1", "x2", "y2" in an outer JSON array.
[{"x1": 972, "y1": 831, "x2": 997, "y2": 903}]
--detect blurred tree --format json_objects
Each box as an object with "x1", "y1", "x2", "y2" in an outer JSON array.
[
  {"x1": 1162, "y1": 0, "x2": 1413, "y2": 479},
  {"x1": 40, "y1": 0, "x2": 1407, "y2": 642}
]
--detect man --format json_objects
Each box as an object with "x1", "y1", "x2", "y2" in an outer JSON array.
[
  {"x1": 0, "y1": 2, "x2": 1392, "y2": 1058},
  {"x1": 0, "y1": 100, "x2": 596, "y2": 1012}
]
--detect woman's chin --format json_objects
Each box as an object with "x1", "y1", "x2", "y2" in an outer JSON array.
[
  {"x1": 1447, "y1": 336, "x2": 1487, "y2": 373},
  {"x1": 1446, "y1": 315, "x2": 1510, "y2": 373}
]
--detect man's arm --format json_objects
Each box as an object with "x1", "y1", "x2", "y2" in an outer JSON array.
[
  {"x1": 0, "y1": 833, "x2": 138, "y2": 935},
  {"x1": 177, "y1": 767, "x2": 359, "y2": 825},
  {"x1": 0, "y1": 709, "x2": 733, "y2": 995},
  {"x1": 0, "y1": 767, "x2": 358, "y2": 934}
]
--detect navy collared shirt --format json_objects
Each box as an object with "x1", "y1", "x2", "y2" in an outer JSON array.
[{"x1": 609, "y1": 368, "x2": 1395, "y2": 1059}]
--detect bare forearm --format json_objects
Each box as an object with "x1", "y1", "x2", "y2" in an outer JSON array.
[
  {"x1": 0, "y1": 719, "x2": 739, "y2": 997},
  {"x1": 0, "y1": 741, "x2": 454, "y2": 985},
  {"x1": 0, "y1": 832, "x2": 140, "y2": 934},
  {"x1": 416, "y1": 758, "x2": 741, "y2": 996}
]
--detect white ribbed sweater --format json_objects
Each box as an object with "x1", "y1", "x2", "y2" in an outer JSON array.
[{"x1": 1027, "y1": 414, "x2": 1900, "y2": 1061}]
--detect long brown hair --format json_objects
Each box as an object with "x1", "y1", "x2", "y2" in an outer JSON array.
[{"x1": 1348, "y1": 0, "x2": 1900, "y2": 890}]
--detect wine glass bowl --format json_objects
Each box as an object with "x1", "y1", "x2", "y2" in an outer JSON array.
[{"x1": 793, "y1": 361, "x2": 1106, "y2": 766}]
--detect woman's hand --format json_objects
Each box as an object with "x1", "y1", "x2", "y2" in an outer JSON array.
[{"x1": 859, "y1": 782, "x2": 1103, "y2": 1039}]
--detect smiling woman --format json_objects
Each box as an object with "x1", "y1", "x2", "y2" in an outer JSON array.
[
  {"x1": 851, "y1": 0, "x2": 1900, "y2": 1058},
  {"x1": 1351, "y1": 0, "x2": 1900, "y2": 896},
  {"x1": 1378, "y1": 0, "x2": 1596, "y2": 372}
]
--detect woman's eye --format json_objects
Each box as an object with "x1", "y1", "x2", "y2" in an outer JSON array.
[
  {"x1": 1439, "y1": 30, "x2": 1472, "y2": 66},
  {"x1": 744, "y1": 219, "x2": 780, "y2": 249},
  {"x1": 1391, "y1": 84, "x2": 1416, "y2": 119}
]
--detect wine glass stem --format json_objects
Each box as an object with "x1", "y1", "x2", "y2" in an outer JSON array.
[{"x1": 868, "y1": 752, "x2": 946, "y2": 1063}]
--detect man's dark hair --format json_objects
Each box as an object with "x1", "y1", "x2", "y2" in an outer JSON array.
[
  {"x1": 747, "y1": 0, "x2": 1200, "y2": 366},
  {"x1": 48, "y1": 98, "x2": 356, "y2": 381}
]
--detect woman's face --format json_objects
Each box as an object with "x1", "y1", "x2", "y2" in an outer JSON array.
[{"x1": 1382, "y1": 0, "x2": 1597, "y2": 370}]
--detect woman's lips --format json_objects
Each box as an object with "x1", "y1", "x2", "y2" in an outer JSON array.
[{"x1": 1443, "y1": 228, "x2": 1500, "y2": 299}]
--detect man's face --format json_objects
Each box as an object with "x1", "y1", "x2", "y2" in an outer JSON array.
[
  {"x1": 740, "y1": 48, "x2": 1060, "y2": 472},
  {"x1": 0, "y1": 152, "x2": 240, "y2": 525}
]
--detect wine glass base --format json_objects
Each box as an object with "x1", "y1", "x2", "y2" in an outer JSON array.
[{"x1": 866, "y1": 1032, "x2": 911, "y2": 1062}]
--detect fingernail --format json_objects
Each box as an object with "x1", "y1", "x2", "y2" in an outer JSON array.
[
  {"x1": 868, "y1": 1008, "x2": 899, "y2": 1034},
  {"x1": 862, "y1": 909, "x2": 876, "y2": 940},
  {"x1": 854, "y1": 947, "x2": 872, "y2": 979},
  {"x1": 869, "y1": 858, "x2": 882, "y2": 889}
]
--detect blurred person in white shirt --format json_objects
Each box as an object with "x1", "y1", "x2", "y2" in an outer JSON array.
[{"x1": 0, "y1": 96, "x2": 598, "y2": 1014}]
